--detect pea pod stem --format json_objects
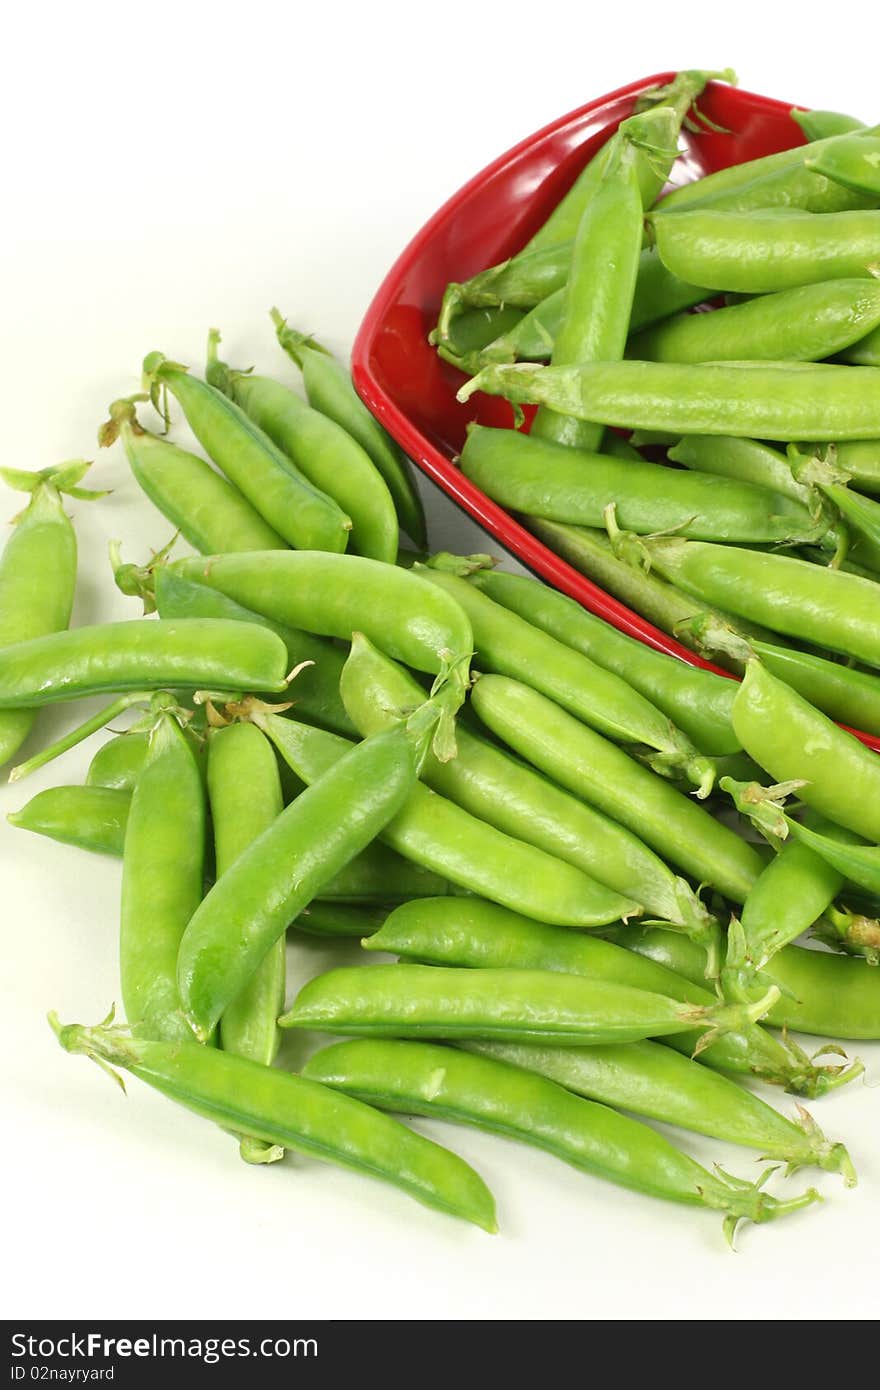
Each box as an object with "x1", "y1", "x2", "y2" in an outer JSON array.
[
  {"x1": 8, "y1": 690, "x2": 159, "y2": 782},
  {"x1": 50, "y1": 1012, "x2": 496, "y2": 1232}
]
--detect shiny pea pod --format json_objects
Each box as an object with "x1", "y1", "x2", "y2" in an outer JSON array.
[
  {"x1": 271, "y1": 315, "x2": 426, "y2": 549},
  {"x1": 806, "y1": 135, "x2": 880, "y2": 196},
  {"x1": 256, "y1": 714, "x2": 640, "y2": 928},
  {"x1": 614, "y1": 922, "x2": 880, "y2": 1042},
  {"x1": 141, "y1": 352, "x2": 351, "y2": 552},
  {"x1": 178, "y1": 718, "x2": 427, "y2": 1041},
  {"x1": 208, "y1": 722, "x2": 286, "y2": 1164},
  {"x1": 98, "y1": 398, "x2": 286, "y2": 554},
  {"x1": 652, "y1": 207, "x2": 880, "y2": 294},
  {"x1": 792, "y1": 109, "x2": 866, "y2": 141},
  {"x1": 121, "y1": 713, "x2": 205, "y2": 1043},
  {"x1": 459, "y1": 358, "x2": 880, "y2": 442},
  {"x1": 828, "y1": 440, "x2": 880, "y2": 490},
  {"x1": 0, "y1": 463, "x2": 101, "y2": 766},
  {"x1": 471, "y1": 674, "x2": 763, "y2": 906},
  {"x1": 418, "y1": 564, "x2": 713, "y2": 791},
  {"x1": 460, "y1": 424, "x2": 817, "y2": 543},
  {"x1": 469, "y1": 568, "x2": 739, "y2": 757},
  {"x1": 466, "y1": 1039, "x2": 852, "y2": 1179},
  {"x1": 532, "y1": 116, "x2": 645, "y2": 451},
  {"x1": 51, "y1": 1017, "x2": 496, "y2": 1232},
  {"x1": 340, "y1": 630, "x2": 709, "y2": 934},
  {"x1": 206, "y1": 335, "x2": 398, "y2": 563},
  {"x1": 841, "y1": 327, "x2": 880, "y2": 368},
  {"x1": 630, "y1": 536, "x2": 880, "y2": 669},
  {"x1": 86, "y1": 731, "x2": 151, "y2": 791},
  {"x1": 302, "y1": 1040, "x2": 821, "y2": 1239},
  {"x1": 628, "y1": 280, "x2": 880, "y2": 364},
  {"x1": 8, "y1": 785, "x2": 131, "y2": 856},
  {"x1": 669, "y1": 435, "x2": 819, "y2": 508},
  {"x1": 153, "y1": 568, "x2": 354, "y2": 737},
  {"x1": 364, "y1": 896, "x2": 814, "y2": 1088},
  {"x1": 0, "y1": 618, "x2": 289, "y2": 708},
  {"x1": 281, "y1": 963, "x2": 754, "y2": 1047},
  {"x1": 297, "y1": 902, "x2": 390, "y2": 938}
]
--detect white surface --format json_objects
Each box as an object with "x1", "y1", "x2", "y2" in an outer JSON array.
[{"x1": 2, "y1": 0, "x2": 879, "y2": 1322}]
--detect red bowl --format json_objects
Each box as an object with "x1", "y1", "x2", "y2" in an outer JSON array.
[{"x1": 352, "y1": 72, "x2": 880, "y2": 755}]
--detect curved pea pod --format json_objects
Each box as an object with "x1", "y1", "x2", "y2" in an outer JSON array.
[
  {"x1": 632, "y1": 535, "x2": 880, "y2": 670},
  {"x1": 469, "y1": 568, "x2": 740, "y2": 757},
  {"x1": 418, "y1": 563, "x2": 714, "y2": 793},
  {"x1": 829, "y1": 440, "x2": 880, "y2": 492},
  {"x1": 140, "y1": 352, "x2": 351, "y2": 552},
  {"x1": 652, "y1": 207, "x2": 880, "y2": 294},
  {"x1": 465, "y1": 1039, "x2": 853, "y2": 1181},
  {"x1": 255, "y1": 713, "x2": 643, "y2": 929},
  {"x1": 86, "y1": 731, "x2": 151, "y2": 791},
  {"x1": 435, "y1": 305, "x2": 525, "y2": 367},
  {"x1": 178, "y1": 715, "x2": 431, "y2": 1042},
  {"x1": 296, "y1": 902, "x2": 390, "y2": 938},
  {"x1": 340, "y1": 631, "x2": 642, "y2": 927},
  {"x1": 121, "y1": 712, "x2": 205, "y2": 1044},
  {"x1": 8, "y1": 785, "x2": 131, "y2": 856},
  {"x1": 841, "y1": 325, "x2": 880, "y2": 368},
  {"x1": 152, "y1": 567, "x2": 354, "y2": 737},
  {"x1": 282, "y1": 962, "x2": 772, "y2": 1050},
  {"x1": 364, "y1": 896, "x2": 828, "y2": 1092},
  {"x1": 98, "y1": 398, "x2": 286, "y2": 554},
  {"x1": 806, "y1": 135, "x2": 880, "y2": 196},
  {"x1": 170, "y1": 550, "x2": 472, "y2": 695},
  {"x1": 460, "y1": 423, "x2": 818, "y2": 544},
  {"x1": 0, "y1": 618, "x2": 289, "y2": 708},
  {"x1": 271, "y1": 315, "x2": 426, "y2": 549},
  {"x1": 316, "y1": 844, "x2": 452, "y2": 903},
  {"x1": 50, "y1": 1016, "x2": 496, "y2": 1232},
  {"x1": 0, "y1": 462, "x2": 104, "y2": 766},
  {"x1": 206, "y1": 334, "x2": 398, "y2": 563},
  {"x1": 614, "y1": 922, "x2": 880, "y2": 1044},
  {"x1": 459, "y1": 358, "x2": 880, "y2": 443},
  {"x1": 792, "y1": 109, "x2": 866, "y2": 141},
  {"x1": 303, "y1": 1040, "x2": 821, "y2": 1242},
  {"x1": 470, "y1": 674, "x2": 763, "y2": 911},
  {"x1": 628, "y1": 280, "x2": 880, "y2": 365}
]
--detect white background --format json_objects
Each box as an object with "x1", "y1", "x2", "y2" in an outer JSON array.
[{"x1": 2, "y1": 0, "x2": 879, "y2": 1322}]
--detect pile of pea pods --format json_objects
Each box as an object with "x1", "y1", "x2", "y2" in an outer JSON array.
[{"x1": 4, "y1": 76, "x2": 880, "y2": 1247}]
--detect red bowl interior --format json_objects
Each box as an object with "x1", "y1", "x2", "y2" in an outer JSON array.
[{"x1": 352, "y1": 72, "x2": 880, "y2": 755}]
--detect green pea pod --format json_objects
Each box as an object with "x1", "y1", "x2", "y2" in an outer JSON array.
[
  {"x1": 460, "y1": 423, "x2": 818, "y2": 544},
  {"x1": 629, "y1": 280, "x2": 880, "y2": 364},
  {"x1": 684, "y1": 614, "x2": 880, "y2": 738},
  {"x1": 271, "y1": 314, "x2": 426, "y2": 549},
  {"x1": 621, "y1": 534, "x2": 880, "y2": 670},
  {"x1": 786, "y1": 819, "x2": 880, "y2": 903},
  {"x1": 418, "y1": 563, "x2": 714, "y2": 792},
  {"x1": 152, "y1": 567, "x2": 355, "y2": 737},
  {"x1": 532, "y1": 118, "x2": 645, "y2": 450},
  {"x1": 435, "y1": 306, "x2": 524, "y2": 365},
  {"x1": 86, "y1": 731, "x2": 151, "y2": 791},
  {"x1": 363, "y1": 896, "x2": 828, "y2": 1092},
  {"x1": 303, "y1": 1039, "x2": 821, "y2": 1241},
  {"x1": 669, "y1": 435, "x2": 824, "y2": 511},
  {"x1": 470, "y1": 674, "x2": 763, "y2": 910},
  {"x1": 793, "y1": 453, "x2": 880, "y2": 571},
  {"x1": 613, "y1": 922, "x2": 879, "y2": 1044},
  {"x1": 255, "y1": 713, "x2": 639, "y2": 929},
  {"x1": 652, "y1": 207, "x2": 880, "y2": 294},
  {"x1": 339, "y1": 631, "x2": 643, "y2": 926},
  {"x1": 296, "y1": 902, "x2": 390, "y2": 938},
  {"x1": 341, "y1": 630, "x2": 718, "y2": 934},
  {"x1": 169, "y1": 552, "x2": 473, "y2": 727},
  {"x1": 840, "y1": 326, "x2": 880, "y2": 368},
  {"x1": 459, "y1": 358, "x2": 880, "y2": 442},
  {"x1": 141, "y1": 352, "x2": 351, "y2": 552},
  {"x1": 50, "y1": 1015, "x2": 496, "y2": 1232},
  {"x1": 206, "y1": 333, "x2": 398, "y2": 563},
  {"x1": 207, "y1": 722, "x2": 286, "y2": 1164},
  {"x1": 8, "y1": 785, "x2": 131, "y2": 856},
  {"x1": 524, "y1": 518, "x2": 778, "y2": 660},
  {"x1": 806, "y1": 135, "x2": 880, "y2": 196},
  {"x1": 469, "y1": 567, "x2": 740, "y2": 756},
  {"x1": 658, "y1": 124, "x2": 880, "y2": 212},
  {"x1": 792, "y1": 109, "x2": 866, "y2": 141},
  {"x1": 0, "y1": 618, "x2": 289, "y2": 708},
  {"x1": 178, "y1": 711, "x2": 435, "y2": 1041},
  {"x1": 121, "y1": 712, "x2": 205, "y2": 1043},
  {"x1": 316, "y1": 844, "x2": 451, "y2": 902},
  {"x1": 99, "y1": 398, "x2": 286, "y2": 554},
  {"x1": 829, "y1": 440, "x2": 880, "y2": 491},
  {"x1": 282, "y1": 962, "x2": 770, "y2": 1049},
  {"x1": 0, "y1": 462, "x2": 103, "y2": 766},
  {"x1": 465, "y1": 1039, "x2": 852, "y2": 1180}
]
